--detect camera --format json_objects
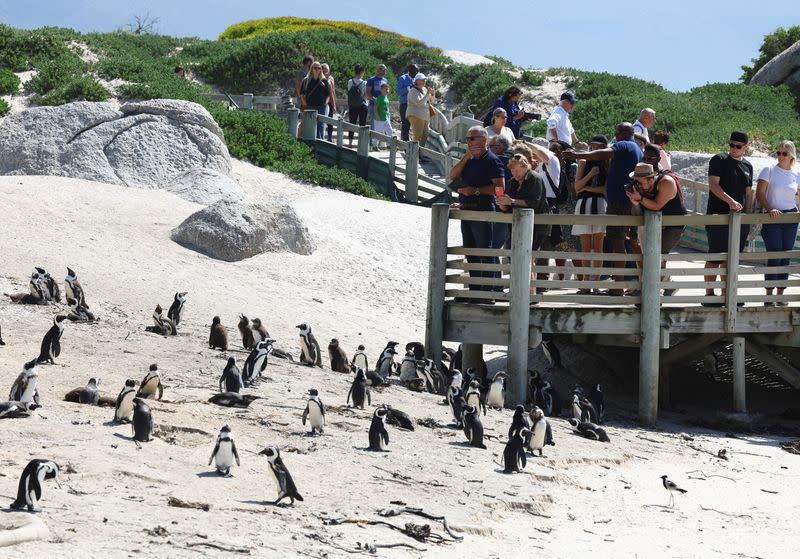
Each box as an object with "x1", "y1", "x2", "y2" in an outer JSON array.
[
  {"x1": 519, "y1": 108, "x2": 541, "y2": 122},
  {"x1": 623, "y1": 179, "x2": 639, "y2": 194}
]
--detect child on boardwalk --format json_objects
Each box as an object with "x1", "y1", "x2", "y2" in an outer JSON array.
[{"x1": 371, "y1": 83, "x2": 393, "y2": 149}]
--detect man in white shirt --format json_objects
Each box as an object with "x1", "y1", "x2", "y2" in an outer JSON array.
[
  {"x1": 633, "y1": 108, "x2": 656, "y2": 142},
  {"x1": 546, "y1": 91, "x2": 587, "y2": 148}
]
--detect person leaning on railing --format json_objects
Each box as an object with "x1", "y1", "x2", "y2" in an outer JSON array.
[
  {"x1": 449, "y1": 126, "x2": 506, "y2": 303},
  {"x1": 755, "y1": 140, "x2": 799, "y2": 306},
  {"x1": 496, "y1": 153, "x2": 551, "y2": 304}
]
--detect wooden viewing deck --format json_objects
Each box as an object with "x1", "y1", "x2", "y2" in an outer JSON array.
[{"x1": 423, "y1": 205, "x2": 800, "y2": 426}]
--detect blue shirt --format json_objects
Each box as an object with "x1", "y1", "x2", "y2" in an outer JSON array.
[
  {"x1": 396, "y1": 74, "x2": 414, "y2": 104},
  {"x1": 493, "y1": 96, "x2": 522, "y2": 138},
  {"x1": 366, "y1": 75, "x2": 388, "y2": 101},
  {"x1": 458, "y1": 150, "x2": 505, "y2": 211},
  {"x1": 606, "y1": 140, "x2": 643, "y2": 204}
]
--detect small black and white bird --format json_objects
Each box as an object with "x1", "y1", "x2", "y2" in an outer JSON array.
[
  {"x1": 259, "y1": 446, "x2": 303, "y2": 505},
  {"x1": 167, "y1": 291, "x2": 188, "y2": 326},
  {"x1": 9, "y1": 459, "x2": 60, "y2": 512},
  {"x1": 301, "y1": 388, "x2": 325, "y2": 435},
  {"x1": 661, "y1": 475, "x2": 687, "y2": 508},
  {"x1": 208, "y1": 425, "x2": 240, "y2": 476}
]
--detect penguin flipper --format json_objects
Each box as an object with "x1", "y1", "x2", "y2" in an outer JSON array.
[
  {"x1": 209, "y1": 441, "x2": 220, "y2": 465},
  {"x1": 346, "y1": 385, "x2": 353, "y2": 406},
  {"x1": 232, "y1": 442, "x2": 241, "y2": 466},
  {"x1": 366, "y1": 389, "x2": 371, "y2": 406},
  {"x1": 302, "y1": 404, "x2": 309, "y2": 426}
]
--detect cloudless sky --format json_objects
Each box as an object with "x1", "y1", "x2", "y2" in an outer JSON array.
[{"x1": 0, "y1": 0, "x2": 788, "y2": 91}]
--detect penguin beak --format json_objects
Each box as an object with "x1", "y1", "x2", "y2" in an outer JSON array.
[{"x1": 258, "y1": 448, "x2": 268, "y2": 455}]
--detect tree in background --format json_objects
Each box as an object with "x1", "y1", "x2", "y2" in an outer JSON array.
[{"x1": 741, "y1": 26, "x2": 800, "y2": 83}]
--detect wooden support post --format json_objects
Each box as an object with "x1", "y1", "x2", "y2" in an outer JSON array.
[
  {"x1": 356, "y1": 125, "x2": 370, "y2": 158},
  {"x1": 424, "y1": 204, "x2": 450, "y2": 369},
  {"x1": 302, "y1": 110, "x2": 317, "y2": 143},
  {"x1": 388, "y1": 135, "x2": 398, "y2": 176},
  {"x1": 405, "y1": 141, "x2": 420, "y2": 203},
  {"x1": 462, "y1": 344, "x2": 483, "y2": 377},
  {"x1": 725, "y1": 212, "x2": 742, "y2": 332},
  {"x1": 732, "y1": 336, "x2": 746, "y2": 413},
  {"x1": 286, "y1": 108, "x2": 300, "y2": 139},
  {"x1": 336, "y1": 117, "x2": 344, "y2": 149},
  {"x1": 507, "y1": 208, "x2": 534, "y2": 406},
  {"x1": 638, "y1": 210, "x2": 662, "y2": 426},
  {"x1": 242, "y1": 93, "x2": 254, "y2": 110}
]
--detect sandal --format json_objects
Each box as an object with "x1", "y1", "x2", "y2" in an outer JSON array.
[{"x1": 576, "y1": 288, "x2": 592, "y2": 295}]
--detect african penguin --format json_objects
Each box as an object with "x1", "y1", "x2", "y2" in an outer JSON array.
[
  {"x1": 508, "y1": 405, "x2": 530, "y2": 439},
  {"x1": 64, "y1": 378, "x2": 100, "y2": 405},
  {"x1": 588, "y1": 384, "x2": 605, "y2": 424},
  {"x1": 259, "y1": 446, "x2": 303, "y2": 505},
  {"x1": 527, "y1": 407, "x2": 554, "y2": 456},
  {"x1": 503, "y1": 428, "x2": 530, "y2": 473},
  {"x1": 146, "y1": 304, "x2": 176, "y2": 336},
  {"x1": 405, "y1": 341, "x2": 426, "y2": 361},
  {"x1": 64, "y1": 267, "x2": 87, "y2": 308},
  {"x1": 9, "y1": 459, "x2": 59, "y2": 512},
  {"x1": 238, "y1": 314, "x2": 255, "y2": 350},
  {"x1": 132, "y1": 398, "x2": 154, "y2": 442},
  {"x1": 461, "y1": 405, "x2": 487, "y2": 449},
  {"x1": 137, "y1": 364, "x2": 163, "y2": 400},
  {"x1": 208, "y1": 316, "x2": 228, "y2": 351},
  {"x1": 66, "y1": 297, "x2": 96, "y2": 322},
  {"x1": 465, "y1": 379, "x2": 486, "y2": 415},
  {"x1": 448, "y1": 386, "x2": 465, "y2": 427},
  {"x1": 328, "y1": 339, "x2": 350, "y2": 373},
  {"x1": 38, "y1": 268, "x2": 61, "y2": 302},
  {"x1": 385, "y1": 406, "x2": 414, "y2": 431},
  {"x1": 398, "y1": 350, "x2": 418, "y2": 382},
  {"x1": 208, "y1": 393, "x2": 260, "y2": 408},
  {"x1": 529, "y1": 370, "x2": 561, "y2": 417},
  {"x1": 167, "y1": 292, "x2": 188, "y2": 326},
  {"x1": 37, "y1": 315, "x2": 66, "y2": 364},
  {"x1": 9, "y1": 359, "x2": 40, "y2": 405},
  {"x1": 296, "y1": 323, "x2": 322, "y2": 367},
  {"x1": 368, "y1": 407, "x2": 390, "y2": 451},
  {"x1": 219, "y1": 357, "x2": 243, "y2": 393},
  {"x1": 242, "y1": 338, "x2": 273, "y2": 386},
  {"x1": 567, "y1": 418, "x2": 611, "y2": 442},
  {"x1": 0, "y1": 324, "x2": 5, "y2": 345},
  {"x1": 0, "y1": 400, "x2": 40, "y2": 419},
  {"x1": 208, "y1": 425, "x2": 241, "y2": 476},
  {"x1": 114, "y1": 379, "x2": 137, "y2": 423},
  {"x1": 486, "y1": 371, "x2": 507, "y2": 410},
  {"x1": 347, "y1": 368, "x2": 371, "y2": 409},
  {"x1": 351, "y1": 344, "x2": 369, "y2": 372},
  {"x1": 250, "y1": 318, "x2": 269, "y2": 345},
  {"x1": 302, "y1": 388, "x2": 325, "y2": 435},
  {"x1": 6, "y1": 271, "x2": 45, "y2": 304},
  {"x1": 375, "y1": 343, "x2": 399, "y2": 379}
]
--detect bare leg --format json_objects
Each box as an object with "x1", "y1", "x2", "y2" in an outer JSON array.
[{"x1": 704, "y1": 261, "x2": 720, "y2": 296}]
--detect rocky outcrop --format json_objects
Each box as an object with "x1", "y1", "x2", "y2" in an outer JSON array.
[
  {"x1": 0, "y1": 99, "x2": 243, "y2": 204},
  {"x1": 170, "y1": 201, "x2": 315, "y2": 262},
  {"x1": 750, "y1": 40, "x2": 800, "y2": 92}
]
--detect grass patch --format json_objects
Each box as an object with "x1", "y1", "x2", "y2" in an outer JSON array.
[
  {"x1": 0, "y1": 68, "x2": 20, "y2": 94},
  {"x1": 0, "y1": 98, "x2": 9, "y2": 116},
  {"x1": 444, "y1": 63, "x2": 515, "y2": 113},
  {"x1": 520, "y1": 70, "x2": 544, "y2": 87}
]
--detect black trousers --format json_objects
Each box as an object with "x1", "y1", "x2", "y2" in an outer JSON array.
[
  {"x1": 347, "y1": 105, "x2": 368, "y2": 143},
  {"x1": 399, "y1": 103, "x2": 410, "y2": 141}
]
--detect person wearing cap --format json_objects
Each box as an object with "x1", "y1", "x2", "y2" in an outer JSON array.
[
  {"x1": 396, "y1": 64, "x2": 418, "y2": 142},
  {"x1": 365, "y1": 64, "x2": 389, "y2": 125},
  {"x1": 633, "y1": 108, "x2": 656, "y2": 143},
  {"x1": 702, "y1": 131, "x2": 754, "y2": 306},
  {"x1": 546, "y1": 91, "x2": 588, "y2": 148},
  {"x1": 572, "y1": 134, "x2": 610, "y2": 293},
  {"x1": 407, "y1": 73, "x2": 435, "y2": 148},
  {"x1": 485, "y1": 108, "x2": 516, "y2": 146},
  {"x1": 491, "y1": 86, "x2": 526, "y2": 139}
]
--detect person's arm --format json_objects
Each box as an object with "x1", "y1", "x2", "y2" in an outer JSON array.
[
  {"x1": 365, "y1": 78, "x2": 374, "y2": 102},
  {"x1": 744, "y1": 186, "x2": 753, "y2": 214},
  {"x1": 574, "y1": 160, "x2": 595, "y2": 193},
  {"x1": 449, "y1": 152, "x2": 470, "y2": 181},
  {"x1": 562, "y1": 147, "x2": 614, "y2": 161},
  {"x1": 571, "y1": 132, "x2": 588, "y2": 149},
  {"x1": 295, "y1": 77, "x2": 303, "y2": 104},
  {"x1": 511, "y1": 103, "x2": 525, "y2": 121},
  {"x1": 407, "y1": 88, "x2": 423, "y2": 108},
  {"x1": 707, "y1": 175, "x2": 742, "y2": 212},
  {"x1": 328, "y1": 77, "x2": 336, "y2": 112},
  {"x1": 637, "y1": 177, "x2": 677, "y2": 211}
]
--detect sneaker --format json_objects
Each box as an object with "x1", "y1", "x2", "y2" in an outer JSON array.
[
  {"x1": 764, "y1": 301, "x2": 775, "y2": 307},
  {"x1": 576, "y1": 288, "x2": 592, "y2": 295},
  {"x1": 662, "y1": 288, "x2": 677, "y2": 297},
  {"x1": 776, "y1": 301, "x2": 788, "y2": 307}
]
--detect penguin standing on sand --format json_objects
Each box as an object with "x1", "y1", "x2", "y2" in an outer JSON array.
[
  {"x1": 375, "y1": 342, "x2": 399, "y2": 379},
  {"x1": 137, "y1": 364, "x2": 163, "y2": 400},
  {"x1": 503, "y1": 428, "x2": 530, "y2": 473},
  {"x1": 351, "y1": 344, "x2": 369, "y2": 372},
  {"x1": 219, "y1": 357, "x2": 243, "y2": 393},
  {"x1": 9, "y1": 459, "x2": 60, "y2": 512},
  {"x1": 398, "y1": 350, "x2": 417, "y2": 382},
  {"x1": 9, "y1": 360, "x2": 40, "y2": 405},
  {"x1": 259, "y1": 446, "x2": 303, "y2": 505},
  {"x1": 347, "y1": 369, "x2": 371, "y2": 409},
  {"x1": 167, "y1": 292, "x2": 187, "y2": 326},
  {"x1": 527, "y1": 406, "x2": 555, "y2": 457},
  {"x1": 64, "y1": 267, "x2": 87, "y2": 308},
  {"x1": 302, "y1": 388, "x2": 325, "y2": 435},
  {"x1": 251, "y1": 318, "x2": 269, "y2": 345},
  {"x1": 508, "y1": 405, "x2": 530, "y2": 439},
  {"x1": 242, "y1": 338, "x2": 273, "y2": 386},
  {"x1": 328, "y1": 339, "x2": 350, "y2": 373},
  {"x1": 36, "y1": 268, "x2": 60, "y2": 302},
  {"x1": 238, "y1": 315, "x2": 255, "y2": 350},
  {"x1": 208, "y1": 316, "x2": 228, "y2": 351},
  {"x1": 146, "y1": 304, "x2": 176, "y2": 336},
  {"x1": 461, "y1": 405, "x2": 487, "y2": 449},
  {"x1": 296, "y1": 323, "x2": 322, "y2": 367},
  {"x1": 465, "y1": 379, "x2": 486, "y2": 415},
  {"x1": 114, "y1": 379, "x2": 137, "y2": 423},
  {"x1": 486, "y1": 371, "x2": 507, "y2": 410},
  {"x1": 66, "y1": 297, "x2": 96, "y2": 322},
  {"x1": 448, "y1": 386, "x2": 465, "y2": 427},
  {"x1": 368, "y1": 407, "x2": 390, "y2": 451},
  {"x1": 37, "y1": 315, "x2": 66, "y2": 364},
  {"x1": 208, "y1": 425, "x2": 240, "y2": 476},
  {"x1": 64, "y1": 377, "x2": 100, "y2": 405},
  {"x1": 132, "y1": 398, "x2": 154, "y2": 442}
]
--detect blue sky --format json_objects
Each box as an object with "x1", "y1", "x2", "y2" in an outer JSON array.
[{"x1": 0, "y1": 0, "x2": 787, "y2": 91}]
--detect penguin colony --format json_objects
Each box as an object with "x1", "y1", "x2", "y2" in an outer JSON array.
[{"x1": 2, "y1": 264, "x2": 660, "y2": 519}]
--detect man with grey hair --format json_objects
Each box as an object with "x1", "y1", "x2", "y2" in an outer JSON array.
[
  {"x1": 449, "y1": 126, "x2": 506, "y2": 302},
  {"x1": 633, "y1": 108, "x2": 656, "y2": 142}
]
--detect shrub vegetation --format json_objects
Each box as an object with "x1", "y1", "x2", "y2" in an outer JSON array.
[
  {"x1": 0, "y1": 98, "x2": 9, "y2": 116},
  {"x1": 0, "y1": 68, "x2": 20, "y2": 94}
]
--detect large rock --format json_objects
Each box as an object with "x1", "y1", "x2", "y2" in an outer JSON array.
[
  {"x1": 0, "y1": 99, "x2": 243, "y2": 204},
  {"x1": 171, "y1": 201, "x2": 315, "y2": 261},
  {"x1": 750, "y1": 40, "x2": 800, "y2": 91}
]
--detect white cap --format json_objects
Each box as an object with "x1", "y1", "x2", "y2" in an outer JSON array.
[{"x1": 413, "y1": 73, "x2": 427, "y2": 82}]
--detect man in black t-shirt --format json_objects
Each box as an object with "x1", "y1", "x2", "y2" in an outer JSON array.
[{"x1": 702, "y1": 131, "x2": 753, "y2": 306}]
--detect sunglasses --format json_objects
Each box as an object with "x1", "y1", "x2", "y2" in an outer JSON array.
[
  {"x1": 729, "y1": 142, "x2": 745, "y2": 149},
  {"x1": 776, "y1": 151, "x2": 790, "y2": 157},
  {"x1": 512, "y1": 154, "x2": 528, "y2": 161}
]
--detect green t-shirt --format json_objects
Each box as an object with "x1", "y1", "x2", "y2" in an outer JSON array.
[{"x1": 375, "y1": 94, "x2": 389, "y2": 121}]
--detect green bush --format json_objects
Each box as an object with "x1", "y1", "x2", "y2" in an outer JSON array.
[
  {"x1": 35, "y1": 76, "x2": 110, "y2": 106},
  {"x1": 0, "y1": 25, "x2": 78, "y2": 71},
  {"x1": 210, "y1": 108, "x2": 381, "y2": 198},
  {"x1": 520, "y1": 70, "x2": 544, "y2": 87},
  {"x1": 444, "y1": 63, "x2": 515, "y2": 113},
  {"x1": 0, "y1": 98, "x2": 9, "y2": 116},
  {"x1": 26, "y1": 56, "x2": 85, "y2": 95},
  {"x1": 741, "y1": 25, "x2": 800, "y2": 83},
  {"x1": 0, "y1": 68, "x2": 20, "y2": 94}
]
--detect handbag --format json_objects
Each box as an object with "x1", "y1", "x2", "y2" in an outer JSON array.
[{"x1": 428, "y1": 105, "x2": 436, "y2": 118}]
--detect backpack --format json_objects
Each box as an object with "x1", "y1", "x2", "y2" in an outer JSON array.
[
  {"x1": 347, "y1": 79, "x2": 366, "y2": 107},
  {"x1": 655, "y1": 170, "x2": 685, "y2": 202}
]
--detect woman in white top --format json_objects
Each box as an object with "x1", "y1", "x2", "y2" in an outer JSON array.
[
  {"x1": 485, "y1": 108, "x2": 516, "y2": 146},
  {"x1": 406, "y1": 73, "x2": 435, "y2": 148},
  {"x1": 756, "y1": 140, "x2": 799, "y2": 305}
]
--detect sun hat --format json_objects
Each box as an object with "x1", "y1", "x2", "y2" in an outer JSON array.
[
  {"x1": 629, "y1": 163, "x2": 657, "y2": 179},
  {"x1": 413, "y1": 73, "x2": 427, "y2": 82}
]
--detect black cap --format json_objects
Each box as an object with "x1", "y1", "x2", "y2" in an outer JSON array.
[
  {"x1": 590, "y1": 134, "x2": 609, "y2": 146},
  {"x1": 730, "y1": 131, "x2": 749, "y2": 144},
  {"x1": 560, "y1": 91, "x2": 577, "y2": 103}
]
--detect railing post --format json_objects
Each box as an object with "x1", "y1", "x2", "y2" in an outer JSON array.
[
  {"x1": 287, "y1": 108, "x2": 300, "y2": 139},
  {"x1": 388, "y1": 136, "x2": 398, "y2": 176},
  {"x1": 507, "y1": 208, "x2": 534, "y2": 406},
  {"x1": 732, "y1": 336, "x2": 747, "y2": 412},
  {"x1": 444, "y1": 154, "x2": 454, "y2": 184},
  {"x1": 638, "y1": 210, "x2": 662, "y2": 426},
  {"x1": 336, "y1": 117, "x2": 344, "y2": 149},
  {"x1": 242, "y1": 93, "x2": 254, "y2": 110},
  {"x1": 302, "y1": 110, "x2": 317, "y2": 143},
  {"x1": 425, "y1": 204, "x2": 450, "y2": 369},
  {"x1": 405, "y1": 141, "x2": 420, "y2": 203},
  {"x1": 725, "y1": 212, "x2": 742, "y2": 332},
  {"x1": 356, "y1": 125, "x2": 370, "y2": 158}
]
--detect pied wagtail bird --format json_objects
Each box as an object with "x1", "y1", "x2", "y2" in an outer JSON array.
[{"x1": 661, "y1": 475, "x2": 687, "y2": 508}]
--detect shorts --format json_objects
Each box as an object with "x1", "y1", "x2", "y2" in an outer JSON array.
[
  {"x1": 606, "y1": 201, "x2": 638, "y2": 241},
  {"x1": 572, "y1": 196, "x2": 607, "y2": 236},
  {"x1": 706, "y1": 223, "x2": 750, "y2": 254},
  {"x1": 661, "y1": 226, "x2": 685, "y2": 254}
]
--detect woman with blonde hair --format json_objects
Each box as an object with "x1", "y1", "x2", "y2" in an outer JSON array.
[{"x1": 757, "y1": 140, "x2": 799, "y2": 306}]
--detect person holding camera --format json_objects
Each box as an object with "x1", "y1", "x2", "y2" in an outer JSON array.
[
  {"x1": 485, "y1": 108, "x2": 516, "y2": 146},
  {"x1": 407, "y1": 73, "x2": 435, "y2": 148},
  {"x1": 546, "y1": 91, "x2": 588, "y2": 149},
  {"x1": 491, "y1": 87, "x2": 527, "y2": 139}
]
